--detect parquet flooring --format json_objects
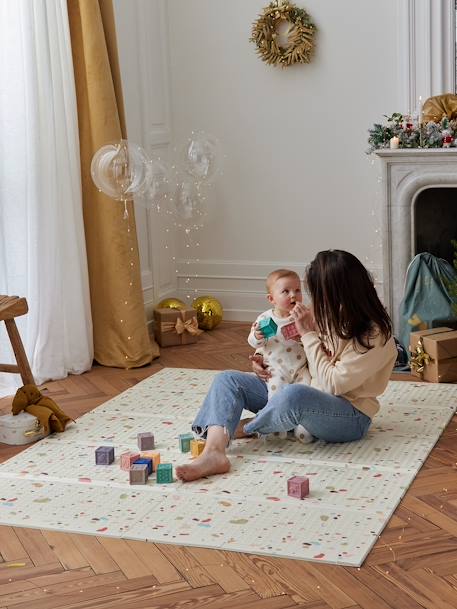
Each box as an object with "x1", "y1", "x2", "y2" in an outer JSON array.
[{"x1": 0, "y1": 321, "x2": 456, "y2": 608}]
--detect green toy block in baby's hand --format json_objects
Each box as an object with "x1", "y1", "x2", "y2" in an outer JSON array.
[{"x1": 258, "y1": 317, "x2": 278, "y2": 339}]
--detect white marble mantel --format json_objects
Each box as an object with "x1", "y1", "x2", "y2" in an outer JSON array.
[{"x1": 375, "y1": 148, "x2": 457, "y2": 334}]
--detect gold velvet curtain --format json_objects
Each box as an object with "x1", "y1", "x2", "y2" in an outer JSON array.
[{"x1": 67, "y1": 0, "x2": 159, "y2": 367}]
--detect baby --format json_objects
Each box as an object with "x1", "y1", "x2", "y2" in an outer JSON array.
[{"x1": 248, "y1": 268, "x2": 312, "y2": 443}]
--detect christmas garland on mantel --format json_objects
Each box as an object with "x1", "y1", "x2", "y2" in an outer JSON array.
[{"x1": 250, "y1": 1, "x2": 317, "y2": 68}]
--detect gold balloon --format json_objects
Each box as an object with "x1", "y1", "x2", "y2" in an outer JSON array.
[
  {"x1": 192, "y1": 296, "x2": 223, "y2": 330},
  {"x1": 156, "y1": 298, "x2": 186, "y2": 311}
]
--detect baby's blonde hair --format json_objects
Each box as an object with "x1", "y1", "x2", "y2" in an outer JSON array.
[{"x1": 266, "y1": 269, "x2": 301, "y2": 293}]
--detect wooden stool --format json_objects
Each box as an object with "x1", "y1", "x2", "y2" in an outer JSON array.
[{"x1": 0, "y1": 295, "x2": 35, "y2": 386}]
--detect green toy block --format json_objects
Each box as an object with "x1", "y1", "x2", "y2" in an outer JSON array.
[
  {"x1": 156, "y1": 463, "x2": 173, "y2": 483},
  {"x1": 258, "y1": 317, "x2": 278, "y2": 339},
  {"x1": 179, "y1": 432, "x2": 194, "y2": 453}
]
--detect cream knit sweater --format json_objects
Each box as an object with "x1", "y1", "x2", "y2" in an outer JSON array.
[{"x1": 300, "y1": 330, "x2": 397, "y2": 419}]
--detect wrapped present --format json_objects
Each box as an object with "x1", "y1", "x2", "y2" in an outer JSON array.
[
  {"x1": 154, "y1": 307, "x2": 203, "y2": 347},
  {"x1": 409, "y1": 327, "x2": 457, "y2": 383}
]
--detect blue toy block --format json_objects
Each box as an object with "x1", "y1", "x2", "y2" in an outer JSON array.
[
  {"x1": 134, "y1": 458, "x2": 153, "y2": 475},
  {"x1": 95, "y1": 446, "x2": 114, "y2": 465},
  {"x1": 258, "y1": 317, "x2": 278, "y2": 339},
  {"x1": 179, "y1": 432, "x2": 194, "y2": 453},
  {"x1": 156, "y1": 463, "x2": 173, "y2": 484}
]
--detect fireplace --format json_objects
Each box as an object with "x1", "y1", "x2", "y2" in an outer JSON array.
[{"x1": 375, "y1": 149, "x2": 457, "y2": 334}]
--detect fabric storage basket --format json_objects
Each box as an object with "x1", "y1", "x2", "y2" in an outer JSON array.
[{"x1": 0, "y1": 412, "x2": 45, "y2": 445}]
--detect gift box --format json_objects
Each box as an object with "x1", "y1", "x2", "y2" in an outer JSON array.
[
  {"x1": 154, "y1": 307, "x2": 202, "y2": 347},
  {"x1": 409, "y1": 327, "x2": 457, "y2": 383}
]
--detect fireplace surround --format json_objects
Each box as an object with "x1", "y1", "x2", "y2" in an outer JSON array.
[{"x1": 375, "y1": 148, "x2": 457, "y2": 334}]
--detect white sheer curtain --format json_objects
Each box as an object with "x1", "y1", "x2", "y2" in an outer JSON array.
[{"x1": 0, "y1": 0, "x2": 93, "y2": 397}]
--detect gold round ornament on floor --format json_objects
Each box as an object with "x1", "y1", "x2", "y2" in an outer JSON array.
[
  {"x1": 250, "y1": 0, "x2": 317, "y2": 68},
  {"x1": 156, "y1": 298, "x2": 186, "y2": 311},
  {"x1": 192, "y1": 296, "x2": 223, "y2": 330}
]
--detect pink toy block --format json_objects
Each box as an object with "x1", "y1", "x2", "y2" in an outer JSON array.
[
  {"x1": 281, "y1": 321, "x2": 300, "y2": 340},
  {"x1": 287, "y1": 476, "x2": 309, "y2": 499},
  {"x1": 120, "y1": 451, "x2": 141, "y2": 471}
]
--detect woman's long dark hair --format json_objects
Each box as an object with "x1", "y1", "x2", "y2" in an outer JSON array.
[{"x1": 305, "y1": 250, "x2": 392, "y2": 350}]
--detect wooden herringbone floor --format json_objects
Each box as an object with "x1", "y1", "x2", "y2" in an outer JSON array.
[{"x1": 0, "y1": 321, "x2": 457, "y2": 609}]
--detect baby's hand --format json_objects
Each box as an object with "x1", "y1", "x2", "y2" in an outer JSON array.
[{"x1": 252, "y1": 322, "x2": 265, "y2": 342}]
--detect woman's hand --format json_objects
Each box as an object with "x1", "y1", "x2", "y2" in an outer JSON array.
[
  {"x1": 249, "y1": 353, "x2": 271, "y2": 381},
  {"x1": 290, "y1": 303, "x2": 316, "y2": 336}
]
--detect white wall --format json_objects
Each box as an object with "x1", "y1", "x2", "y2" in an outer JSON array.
[{"x1": 115, "y1": 0, "x2": 402, "y2": 321}]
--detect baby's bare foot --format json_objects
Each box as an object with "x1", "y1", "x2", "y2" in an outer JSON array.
[{"x1": 176, "y1": 450, "x2": 230, "y2": 482}]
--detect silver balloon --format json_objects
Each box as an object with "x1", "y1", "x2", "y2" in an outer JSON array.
[
  {"x1": 183, "y1": 131, "x2": 219, "y2": 181},
  {"x1": 91, "y1": 140, "x2": 151, "y2": 201}
]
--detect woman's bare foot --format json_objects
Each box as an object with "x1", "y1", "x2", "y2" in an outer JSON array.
[
  {"x1": 176, "y1": 449, "x2": 231, "y2": 482},
  {"x1": 234, "y1": 417, "x2": 255, "y2": 439}
]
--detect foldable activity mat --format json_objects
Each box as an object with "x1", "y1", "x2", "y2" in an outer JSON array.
[{"x1": 0, "y1": 368, "x2": 456, "y2": 567}]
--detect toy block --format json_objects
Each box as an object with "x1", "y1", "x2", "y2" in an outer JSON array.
[
  {"x1": 258, "y1": 317, "x2": 278, "y2": 339},
  {"x1": 129, "y1": 463, "x2": 148, "y2": 485},
  {"x1": 95, "y1": 446, "x2": 114, "y2": 465},
  {"x1": 141, "y1": 451, "x2": 161, "y2": 471},
  {"x1": 120, "y1": 451, "x2": 141, "y2": 471},
  {"x1": 134, "y1": 457, "x2": 153, "y2": 475},
  {"x1": 281, "y1": 321, "x2": 300, "y2": 340},
  {"x1": 287, "y1": 476, "x2": 309, "y2": 499},
  {"x1": 179, "y1": 432, "x2": 194, "y2": 453},
  {"x1": 156, "y1": 463, "x2": 173, "y2": 484},
  {"x1": 137, "y1": 432, "x2": 155, "y2": 450},
  {"x1": 190, "y1": 439, "x2": 206, "y2": 457}
]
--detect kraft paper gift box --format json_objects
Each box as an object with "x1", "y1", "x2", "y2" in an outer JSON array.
[
  {"x1": 409, "y1": 327, "x2": 457, "y2": 383},
  {"x1": 154, "y1": 307, "x2": 202, "y2": 347}
]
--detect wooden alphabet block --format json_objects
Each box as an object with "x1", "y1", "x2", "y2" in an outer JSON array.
[
  {"x1": 179, "y1": 432, "x2": 194, "y2": 453},
  {"x1": 141, "y1": 451, "x2": 161, "y2": 471},
  {"x1": 120, "y1": 451, "x2": 141, "y2": 471},
  {"x1": 95, "y1": 446, "x2": 114, "y2": 465},
  {"x1": 281, "y1": 321, "x2": 300, "y2": 340},
  {"x1": 129, "y1": 463, "x2": 148, "y2": 485},
  {"x1": 287, "y1": 476, "x2": 309, "y2": 499},
  {"x1": 156, "y1": 463, "x2": 173, "y2": 484},
  {"x1": 137, "y1": 432, "x2": 155, "y2": 450},
  {"x1": 190, "y1": 439, "x2": 206, "y2": 457},
  {"x1": 258, "y1": 317, "x2": 278, "y2": 339}
]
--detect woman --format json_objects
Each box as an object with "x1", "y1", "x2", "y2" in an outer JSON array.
[{"x1": 176, "y1": 250, "x2": 397, "y2": 482}]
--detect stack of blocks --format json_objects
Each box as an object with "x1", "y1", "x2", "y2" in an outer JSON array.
[
  {"x1": 95, "y1": 446, "x2": 114, "y2": 465},
  {"x1": 258, "y1": 317, "x2": 278, "y2": 339},
  {"x1": 287, "y1": 476, "x2": 309, "y2": 499}
]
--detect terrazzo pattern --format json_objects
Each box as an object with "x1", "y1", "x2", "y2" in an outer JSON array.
[{"x1": 0, "y1": 368, "x2": 456, "y2": 566}]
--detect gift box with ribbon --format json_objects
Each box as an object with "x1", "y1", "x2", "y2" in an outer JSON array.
[
  {"x1": 409, "y1": 326, "x2": 457, "y2": 383},
  {"x1": 153, "y1": 307, "x2": 203, "y2": 347}
]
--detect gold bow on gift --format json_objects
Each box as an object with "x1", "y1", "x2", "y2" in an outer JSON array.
[
  {"x1": 161, "y1": 314, "x2": 203, "y2": 336},
  {"x1": 410, "y1": 338, "x2": 431, "y2": 374}
]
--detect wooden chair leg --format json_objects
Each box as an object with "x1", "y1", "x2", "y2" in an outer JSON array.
[{"x1": 4, "y1": 318, "x2": 35, "y2": 386}]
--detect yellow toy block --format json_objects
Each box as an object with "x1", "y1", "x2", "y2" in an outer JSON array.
[
  {"x1": 190, "y1": 439, "x2": 205, "y2": 457},
  {"x1": 141, "y1": 451, "x2": 161, "y2": 471}
]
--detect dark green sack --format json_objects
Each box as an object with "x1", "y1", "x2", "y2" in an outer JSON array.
[{"x1": 398, "y1": 252, "x2": 457, "y2": 356}]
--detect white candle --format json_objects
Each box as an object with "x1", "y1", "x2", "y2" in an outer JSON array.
[{"x1": 390, "y1": 136, "x2": 400, "y2": 149}]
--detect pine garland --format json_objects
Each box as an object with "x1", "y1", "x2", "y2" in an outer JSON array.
[
  {"x1": 367, "y1": 113, "x2": 457, "y2": 153},
  {"x1": 250, "y1": 1, "x2": 317, "y2": 68}
]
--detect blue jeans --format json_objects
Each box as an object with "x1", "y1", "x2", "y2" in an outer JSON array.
[{"x1": 192, "y1": 370, "x2": 371, "y2": 443}]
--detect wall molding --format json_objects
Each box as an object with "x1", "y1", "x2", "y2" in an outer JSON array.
[{"x1": 398, "y1": 0, "x2": 455, "y2": 114}]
